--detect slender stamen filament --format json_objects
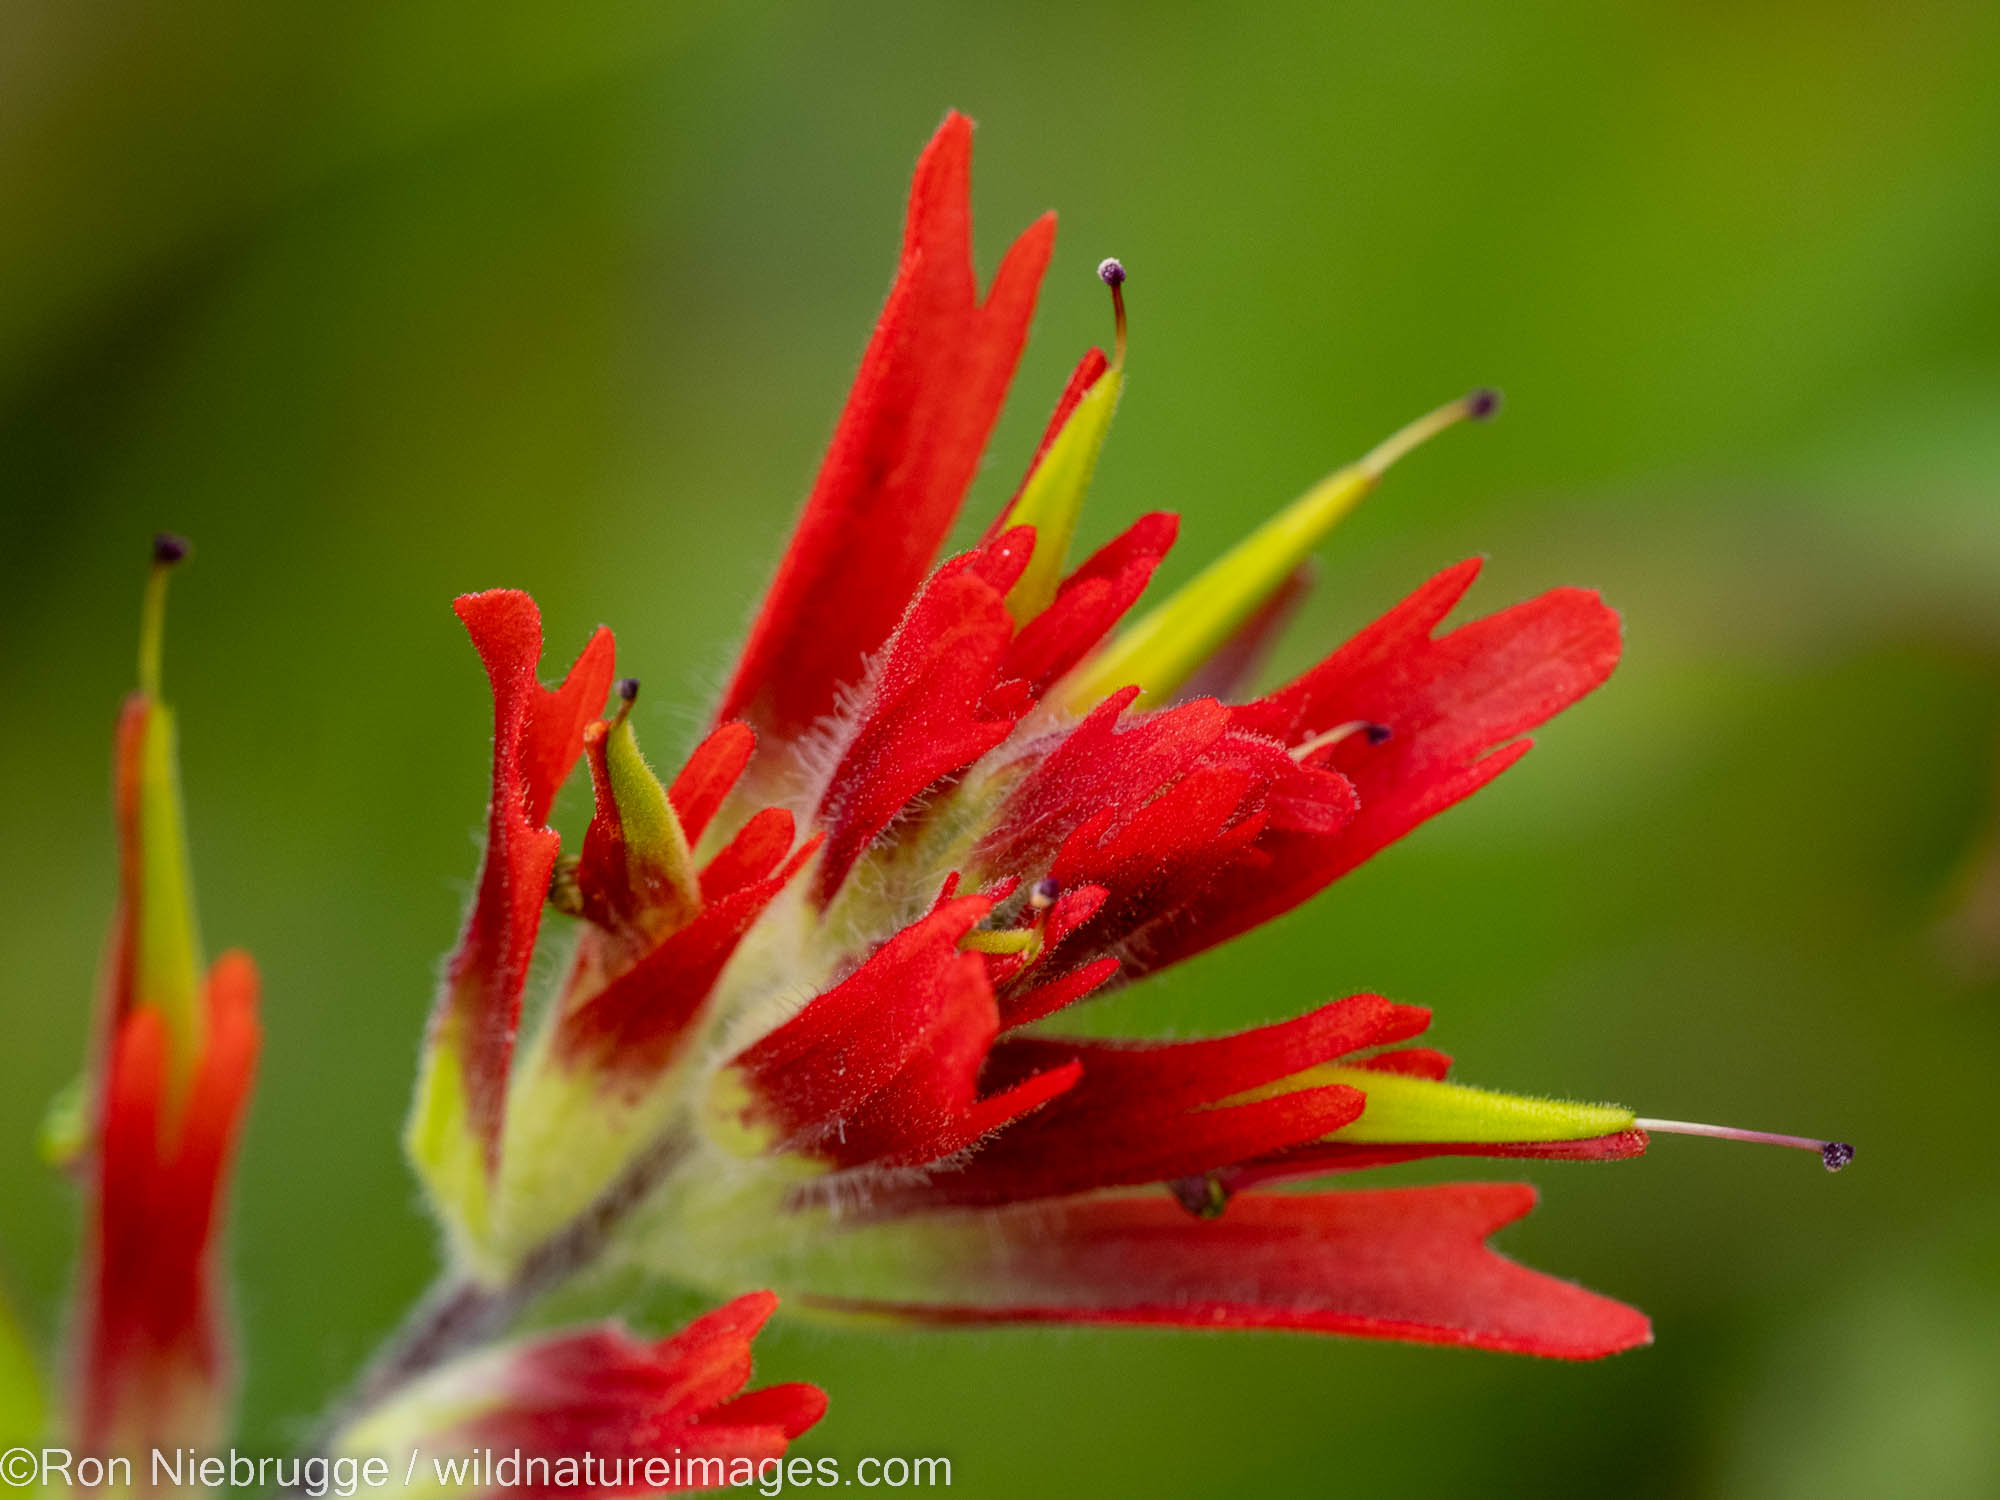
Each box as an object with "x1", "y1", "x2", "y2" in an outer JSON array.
[
  {"x1": 1359, "y1": 388, "x2": 1500, "y2": 480},
  {"x1": 610, "y1": 676, "x2": 640, "y2": 729},
  {"x1": 139, "y1": 532, "x2": 190, "y2": 695},
  {"x1": 1290, "y1": 720, "x2": 1393, "y2": 761},
  {"x1": 1635, "y1": 1117, "x2": 1855, "y2": 1172},
  {"x1": 1097, "y1": 258, "x2": 1127, "y2": 367}
]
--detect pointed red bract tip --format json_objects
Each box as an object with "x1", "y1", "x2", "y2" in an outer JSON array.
[
  {"x1": 1127, "y1": 560, "x2": 1622, "y2": 976},
  {"x1": 667, "y1": 720, "x2": 757, "y2": 847},
  {"x1": 718, "y1": 113, "x2": 1058, "y2": 744},
  {"x1": 434, "y1": 591, "x2": 616, "y2": 1166}
]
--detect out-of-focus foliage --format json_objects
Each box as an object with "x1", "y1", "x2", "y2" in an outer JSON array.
[
  {"x1": 3, "y1": 3, "x2": 1997, "y2": 1496},
  {"x1": 0, "y1": 1286, "x2": 41, "y2": 1447}
]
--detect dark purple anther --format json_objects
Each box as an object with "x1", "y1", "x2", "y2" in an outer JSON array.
[
  {"x1": 152, "y1": 532, "x2": 191, "y2": 565},
  {"x1": 1821, "y1": 1142, "x2": 1854, "y2": 1172},
  {"x1": 1097, "y1": 257, "x2": 1126, "y2": 287},
  {"x1": 616, "y1": 677, "x2": 641, "y2": 702},
  {"x1": 1167, "y1": 1173, "x2": 1230, "y2": 1220},
  {"x1": 1465, "y1": 387, "x2": 1502, "y2": 421}
]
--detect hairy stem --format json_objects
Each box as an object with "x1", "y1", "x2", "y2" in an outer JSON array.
[{"x1": 312, "y1": 1130, "x2": 693, "y2": 1444}]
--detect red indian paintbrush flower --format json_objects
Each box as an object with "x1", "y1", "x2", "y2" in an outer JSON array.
[
  {"x1": 44, "y1": 543, "x2": 825, "y2": 1484},
  {"x1": 338, "y1": 1293, "x2": 824, "y2": 1497},
  {"x1": 55, "y1": 536, "x2": 263, "y2": 1457},
  {"x1": 26, "y1": 109, "x2": 1858, "y2": 1485},
  {"x1": 376, "y1": 107, "x2": 1852, "y2": 1412}
]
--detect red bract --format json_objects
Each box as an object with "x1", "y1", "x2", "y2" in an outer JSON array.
[
  {"x1": 806, "y1": 1186, "x2": 1649, "y2": 1359},
  {"x1": 429, "y1": 590, "x2": 615, "y2": 1166},
  {"x1": 969, "y1": 685, "x2": 1358, "y2": 979},
  {"x1": 840, "y1": 994, "x2": 1420, "y2": 1212},
  {"x1": 1144, "y1": 558, "x2": 1623, "y2": 971},
  {"x1": 813, "y1": 534, "x2": 1037, "y2": 902},
  {"x1": 475, "y1": 1295, "x2": 823, "y2": 1476},
  {"x1": 80, "y1": 956, "x2": 260, "y2": 1451},
  {"x1": 714, "y1": 895, "x2": 1078, "y2": 1171},
  {"x1": 719, "y1": 112, "x2": 1054, "y2": 744},
  {"x1": 998, "y1": 513, "x2": 1178, "y2": 695},
  {"x1": 342, "y1": 1294, "x2": 825, "y2": 1498}
]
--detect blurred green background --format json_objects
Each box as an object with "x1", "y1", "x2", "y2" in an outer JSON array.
[{"x1": 4, "y1": 2, "x2": 1999, "y2": 1495}]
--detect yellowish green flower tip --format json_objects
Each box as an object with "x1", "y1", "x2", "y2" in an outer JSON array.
[
  {"x1": 958, "y1": 926, "x2": 1040, "y2": 957},
  {"x1": 998, "y1": 263, "x2": 1129, "y2": 618},
  {"x1": 1060, "y1": 389, "x2": 1500, "y2": 711},
  {"x1": 602, "y1": 681, "x2": 700, "y2": 918},
  {"x1": 1317, "y1": 1068, "x2": 1633, "y2": 1144},
  {"x1": 135, "y1": 533, "x2": 205, "y2": 1077}
]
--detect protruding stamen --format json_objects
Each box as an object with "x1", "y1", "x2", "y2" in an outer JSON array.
[
  {"x1": 1059, "y1": 389, "x2": 1498, "y2": 711},
  {"x1": 139, "y1": 534, "x2": 191, "y2": 696},
  {"x1": 1097, "y1": 258, "x2": 1128, "y2": 367},
  {"x1": 1028, "y1": 876, "x2": 1061, "y2": 911},
  {"x1": 1635, "y1": 1118, "x2": 1855, "y2": 1172},
  {"x1": 1289, "y1": 720, "x2": 1392, "y2": 761},
  {"x1": 1356, "y1": 390, "x2": 1503, "y2": 481}
]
